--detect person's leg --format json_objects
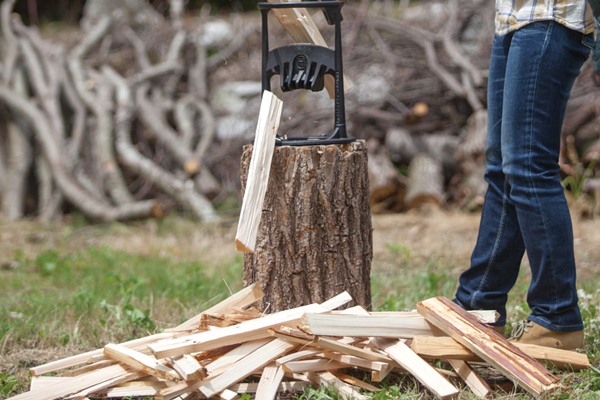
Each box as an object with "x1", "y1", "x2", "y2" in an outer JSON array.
[
  {"x1": 454, "y1": 32, "x2": 526, "y2": 327},
  {"x1": 501, "y1": 21, "x2": 591, "y2": 332}
]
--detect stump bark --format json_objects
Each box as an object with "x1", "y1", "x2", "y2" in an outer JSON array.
[{"x1": 240, "y1": 140, "x2": 373, "y2": 312}]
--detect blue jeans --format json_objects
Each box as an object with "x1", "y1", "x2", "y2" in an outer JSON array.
[{"x1": 454, "y1": 22, "x2": 592, "y2": 331}]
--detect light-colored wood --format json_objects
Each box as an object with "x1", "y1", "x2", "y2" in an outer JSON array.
[
  {"x1": 302, "y1": 312, "x2": 446, "y2": 338},
  {"x1": 29, "y1": 377, "x2": 72, "y2": 392},
  {"x1": 321, "y1": 352, "x2": 389, "y2": 372},
  {"x1": 371, "y1": 363, "x2": 394, "y2": 382},
  {"x1": 373, "y1": 310, "x2": 499, "y2": 325},
  {"x1": 268, "y1": 327, "x2": 315, "y2": 345},
  {"x1": 57, "y1": 360, "x2": 117, "y2": 377},
  {"x1": 168, "y1": 354, "x2": 206, "y2": 381},
  {"x1": 199, "y1": 339, "x2": 295, "y2": 398},
  {"x1": 235, "y1": 90, "x2": 283, "y2": 253},
  {"x1": 417, "y1": 297, "x2": 562, "y2": 398},
  {"x1": 228, "y1": 381, "x2": 307, "y2": 393},
  {"x1": 331, "y1": 371, "x2": 380, "y2": 392},
  {"x1": 149, "y1": 303, "x2": 328, "y2": 358},
  {"x1": 68, "y1": 370, "x2": 147, "y2": 400},
  {"x1": 411, "y1": 336, "x2": 479, "y2": 361},
  {"x1": 11, "y1": 364, "x2": 138, "y2": 400},
  {"x1": 199, "y1": 312, "x2": 260, "y2": 330},
  {"x1": 311, "y1": 337, "x2": 395, "y2": 364},
  {"x1": 411, "y1": 336, "x2": 590, "y2": 370},
  {"x1": 307, "y1": 371, "x2": 369, "y2": 400},
  {"x1": 155, "y1": 378, "x2": 211, "y2": 400},
  {"x1": 218, "y1": 389, "x2": 238, "y2": 400},
  {"x1": 320, "y1": 291, "x2": 354, "y2": 311},
  {"x1": 374, "y1": 338, "x2": 459, "y2": 400},
  {"x1": 29, "y1": 332, "x2": 174, "y2": 376},
  {"x1": 104, "y1": 343, "x2": 182, "y2": 381},
  {"x1": 276, "y1": 349, "x2": 321, "y2": 365},
  {"x1": 448, "y1": 359, "x2": 491, "y2": 399},
  {"x1": 254, "y1": 364, "x2": 285, "y2": 400},
  {"x1": 267, "y1": 0, "x2": 351, "y2": 98},
  {"x1": 281, "y1": 359, "x2": 347, "y2": 373},
  {"x1": 106, "y1": 384, "x2": 165, "y2": 398},
  {"x1": 206, "y1": 338, "x2": 272, "y2": 375},
  {"x1": 171, "y1": 283, "x2": 264, "y2": 331}
]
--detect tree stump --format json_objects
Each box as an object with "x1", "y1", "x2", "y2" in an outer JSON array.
[{"x1": 240, "y1": 140, "x2": 373, "y2": 313}]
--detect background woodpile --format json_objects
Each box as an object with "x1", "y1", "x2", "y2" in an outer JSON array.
[{"x1": 0, "y1": 0, "x2": 599, "y2": 222}]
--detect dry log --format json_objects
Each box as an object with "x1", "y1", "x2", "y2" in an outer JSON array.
[
  {"x1": 405, "y1": 152, "x2": 444, "y2": 209},
  {"x1": 447, "y1": 359, "x2": 491, "y2": 398}
]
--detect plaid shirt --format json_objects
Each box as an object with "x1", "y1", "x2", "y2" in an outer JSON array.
[{"x1": 496, "y1": 0, "x2": 594, "y2": 36}]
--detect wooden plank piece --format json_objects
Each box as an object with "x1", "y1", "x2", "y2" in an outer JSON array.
[
  {"x1": 374, "y1": 338, "x2": 459, "y2": 400},
  {"x1": 282, "y1": 359, "x2": 347, "y2": 373},
  {"x1": 104, "y1": 343, "x2": 181, "y2": 381},
  {"x1": 417, "y1": 297, "x2": 562, "y2": 398},
  {"x1": 254, "y1": 364, "x2": 285, "y2": 400},
  {"x1": 307, "y1": 371, "x2": 369, "y2": 400},
  {"x1": 168, "y1": 354, "x2": 207, "y2": 381},
  {"x1": 235, "y1": 90, "x2": 283, "y2": 253},
  {"x1": 448, "y1": 359, "x2": 491, "y2": 399},
  {"x1": 150, "y1": 303, "x2": 328, "y2": 359},
  {"x1": 171, "y1": 283, "x2": 264, "y2": 331},
  {"x1": 199, "y1": 339, "x2": 295, "y2": 398},
  {"x1": 411, "y1": 336, "x2": 590, "y2": 370}
]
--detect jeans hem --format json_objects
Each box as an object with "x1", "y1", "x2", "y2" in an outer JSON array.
[{"x1": 528, "y1": 315, "x2": 584, "y2": 332}]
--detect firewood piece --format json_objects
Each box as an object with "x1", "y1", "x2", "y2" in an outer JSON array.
[
  {"x1": 371, "y1": 363, "x2": 394, "y2": 382},
  {"x1": 276, "y1": 349, "x2": 322, "y2": 365},
  {"x1": 156, "y1": 378, "x2": 211, "y2": 400},
  {"x1": 199, "y1": 312, "x2": 261, "y2": 330},
  {"x1": 69, "y1": 370, "x2": 148, "y2": 400},
  {"x1": 150, "y1": 303, "x2": 328, "y2": 359},
  {"x1": 268, "y1": 326, "x2": 316, "y2": 344},
  {"x1": 417, "y1": 297, "x2": 563, "y2": 398},
  {"x1": 235, "y1": 90, "x2": 283, "y2": 253},
  {"x1": 411, "y1": 336, "x2": 590, "y2": 370},
  {"x1": 281, "y1": 359, "x2": 347, "y2": 373},
  {"x1": 206, "y1": 338, "x2": 273, "y2": 376},
  {"x1": 254, "y1": 364, "x2": 285, "y2": 400},
  {"x1": 301, "y1": 312, "x2": 445, "y2": 338},
  {"x1": 311, "y1": 337, "x2": 395, "y2": 364},
  {"x1": 30, "y1": 332, "x2": 174, "y2": 376},
  {"x1": 448, "y1": 359, "x2": 491, "y2": 399},
  {"x1": 266, "y1": 0, "x2": 351, "y2": 98},
  {"x1": 405, "y1": 152, "x2": 444, "y2": 209},
  {"x1": 228, "y1": 381, "x2": 308, "y2": 393},
  {"x1": 106, "y1": 383, "x2": 166, "y2": 398},
  {"x1": 168, "y1": 354, "x2": 207, "y2": 381},
  {"x1": 11, "y1": 364, "x2": 139, "y2": 400},
  {"x1": 320, "y1": 291, "x2": 354, "y2": 311},
  {"x1": 321, "y1": 352, "x2": 389, "y2": 372},
  {"x1": 57, "y1": 360, "x2": 117, "y2": 377},
  {"x1": 331, "y1": 371, "x2": 380, "y2": 393},
  {"x1": 374, "y1": 338, "x2": 459, "y2": 400},
  {"x1": 104, "y1": 343, "x2": 182, "y2": 381},
  {"x1": 307, "y1": 371, "x2": 369, "y2": 400},
  {"x1": 198, "y1": 339, "x2": 295, "y2": 398},
  {"x1": 171, "y1": 283, "x2": 264, "y2": 331},
  {"x1": 218, "y1": 389, "x2": 238, "y2": 400},
  {"x1": 29, "y1": 377, "x2": 72, "y2": 392}
]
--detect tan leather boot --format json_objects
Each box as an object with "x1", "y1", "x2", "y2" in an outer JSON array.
[{"x1": 509, "y1": 321, "x2": 584, "y2": 350}]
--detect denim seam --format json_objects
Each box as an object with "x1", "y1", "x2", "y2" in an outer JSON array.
[
  {"x1": 525, "y1": 22, "x2": 560, "y2": 313},
  {"x1": 471, "y1": 180, "x2": 509, "y2": 309}
]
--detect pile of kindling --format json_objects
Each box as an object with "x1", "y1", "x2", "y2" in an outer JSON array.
[{"x1": 11, "y1": 284, "x2": 589, "y2": 400}]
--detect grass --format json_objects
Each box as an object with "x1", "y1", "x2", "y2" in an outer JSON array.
[{"x1": 1, "y1": 215, "x2": 600, "y2": 399}]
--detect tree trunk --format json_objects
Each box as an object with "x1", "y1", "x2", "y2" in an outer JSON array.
[{"x1": 241, "y1": 140, "x2": 373, "y2": 313}]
